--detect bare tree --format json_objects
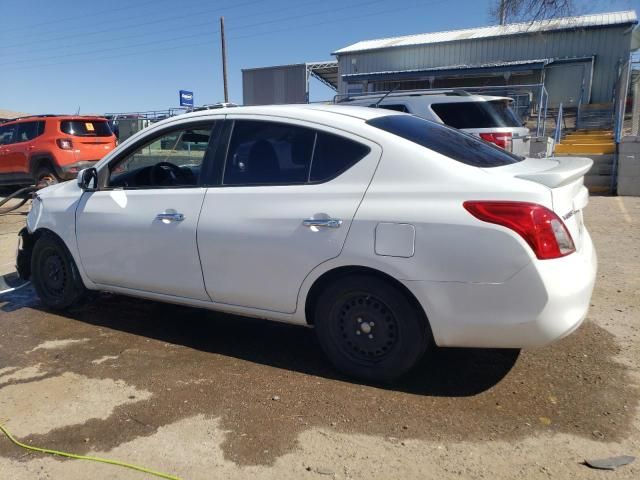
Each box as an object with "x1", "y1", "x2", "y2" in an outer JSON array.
[{"x1": 489, "y1": 0, "x2": 575, "y2": 25}]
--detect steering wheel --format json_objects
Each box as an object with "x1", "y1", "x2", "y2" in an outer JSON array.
[{"x1": 149, "y1": 162, "x2": 186, "y2": 186}]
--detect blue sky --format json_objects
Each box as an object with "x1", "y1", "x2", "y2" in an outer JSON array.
[{"x1": 0, "y1": 0, "x2": 637, "y2": 114}]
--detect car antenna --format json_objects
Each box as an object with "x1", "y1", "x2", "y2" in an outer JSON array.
[{"x1": 373, "y1": 83, "x2": 401, "y2": 108}]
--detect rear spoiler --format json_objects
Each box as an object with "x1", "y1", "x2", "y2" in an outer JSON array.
[{"x1": 515, "y1": 157, "x2": 593, "y2": 188}]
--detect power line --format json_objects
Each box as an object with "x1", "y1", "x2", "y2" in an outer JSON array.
[
  {"x1": 4, "y1": 0, "x2": 435, "y2": 73},
  {"x1": 0, "y1": 0, "x2": 264, "y2": 50},
  {"x1": 229, "y1": 0, "x2": 446, "y2": 41},
  {"x1": 0, "y1": 0, "x2": 392, "y2": 68},
  {"x1": 0, "y1": 0, "x2": 321, "y2": 59},
  {"x1": 0, "y1": 0, "x2": 172, "y2": 33},
  {"x1": 0, "y1": 30, "x2": 219, "y2": 67}
]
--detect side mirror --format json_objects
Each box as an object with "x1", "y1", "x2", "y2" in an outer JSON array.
[{"x1": 77, "y1": 167, "x2": 98, "y2": 191}]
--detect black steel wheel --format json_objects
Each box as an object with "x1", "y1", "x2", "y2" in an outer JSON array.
[
  {"x1": 315, "y1": 274, "x2": 431, "y2": 382},
  {"x1": 31, "y1": 232, "x2": 87, "y2": 310}
]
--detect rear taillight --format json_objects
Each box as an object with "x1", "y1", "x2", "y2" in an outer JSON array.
[
  {"x1": 56, "y1": 138, "x2": 73, "y2": 150},
  {"x1": 480, "y1": 132, "x2": 512, "y2": 151},
  {"x1": 463, "y1": 201, "x2": 576, "y2": 260}
]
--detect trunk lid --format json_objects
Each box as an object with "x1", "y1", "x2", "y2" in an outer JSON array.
[{"x1": 484, "y1": 156, "x2": 593, "y2": 250}]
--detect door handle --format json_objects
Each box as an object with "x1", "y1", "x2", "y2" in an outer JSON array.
[
  {"x1": 303, "y1": 218, "x2": 342, "y2": 229},
  {"x1": 156, "y1": 212, "x2": 185, "y2": 222}
]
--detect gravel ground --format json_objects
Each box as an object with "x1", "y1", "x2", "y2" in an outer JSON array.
[{"x1": 0, "y1": 194, "x2": 638, "y2": 479}]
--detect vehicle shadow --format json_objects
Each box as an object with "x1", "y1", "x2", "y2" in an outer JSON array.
[{"x1": 1, "y1": 287, "x2": 519, "y2": 397}]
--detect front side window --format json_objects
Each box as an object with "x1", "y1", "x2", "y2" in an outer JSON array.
[
  {"x1": 108, "y1": 124, "x2": 215, "y2": 188},
  {"x1": 0, "y1": 124, "x2": 16, "y2": 145},
  {"x1": 223, "y1": 120, "x2": 370, "y2": 186},
  {"x1": 367, "y1": 114, "x2": 523, "y2": 167}
]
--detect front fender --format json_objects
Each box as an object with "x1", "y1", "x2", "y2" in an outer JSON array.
[{"x1": 25, "y1": 181, "x2": 97, "y2": 289}]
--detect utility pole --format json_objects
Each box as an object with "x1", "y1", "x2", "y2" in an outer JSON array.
[
  {"x1": 499, "y1": 0, "x2": 507, "y2": 25},
  {"x1": 220, "y1": 16, "x2": 229, "y2": 103}
]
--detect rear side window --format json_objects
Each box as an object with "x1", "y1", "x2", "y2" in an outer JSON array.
[
  {"x1": 223, "y1": 120, "x2": 370, "y2": 186},
  {"x1": 61, "y1": 120, "x2": 113, "y2": 137},
  {"x1": 367, "y1": 115, "x2": 523, "y2": 167},
  {"x1": 15, "y1": 121, "x2": 44, "y2": 142},
  {"x1": 431, "y1": 101, "x2": 521, "y2": 129}
]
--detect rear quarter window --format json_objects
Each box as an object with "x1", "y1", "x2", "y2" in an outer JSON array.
[
  {"x1": 310, "y1": 132, "x2": 370, "y2": 182},
  {"x1": 367, "y1": 114, "x2": 523, "y2": 168},
  {"x1": 61, "y1": 120, "x2": 113, "y2": 137}
]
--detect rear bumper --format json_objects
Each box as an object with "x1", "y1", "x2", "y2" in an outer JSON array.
[
  {"x1": 57, "y1": 160, "x2": 98, "y2": 180},
  {"x1": 404, "y1": 229, "x2": 597, "y2": 348}
]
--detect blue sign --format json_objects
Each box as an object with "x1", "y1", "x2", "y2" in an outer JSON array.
[{"x1": 179, "y1": 90, "x2": 194, "y2": 107}]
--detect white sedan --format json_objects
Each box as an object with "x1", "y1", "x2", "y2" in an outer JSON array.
[{"x1": 17, "y1": 104, "x2": 597, "y2": 382}]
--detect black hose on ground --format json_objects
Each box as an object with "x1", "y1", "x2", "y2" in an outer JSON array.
[{"x1": 0, "y1": 186, "x2": 38, "y2": 215}]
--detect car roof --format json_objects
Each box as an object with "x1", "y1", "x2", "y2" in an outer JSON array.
[
  {"x1": 342, "y1": 93, "x2": 512, "y2": 104},
  {"x1": 160, "y1": 103, "x2": 400, "y2": 124},
  {"x1": 0, "y1": 114, "x2": 108, "y2": 125}
]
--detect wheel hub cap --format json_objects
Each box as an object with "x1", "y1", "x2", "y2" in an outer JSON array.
[
  {"x1": 42, "y1": 254, "x2": 65, "y2": 294},
  {"x1": 337, "y1": 294, "x2": 398, "y2": 361}
]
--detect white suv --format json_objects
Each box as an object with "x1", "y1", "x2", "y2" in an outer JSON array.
[
  {"x1": 339, "y1": 91, "x2": 531, "y2": 156},
  {"x1": 18, "y1": 104, "x2": 596, "y2": 382}
]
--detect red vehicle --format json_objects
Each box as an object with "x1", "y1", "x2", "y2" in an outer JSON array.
[{"x1": 0, "y1": 115, "x2": 116, "y2": 186}]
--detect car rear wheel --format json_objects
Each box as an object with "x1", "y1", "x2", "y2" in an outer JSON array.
[
  {"x1": 314, "y1": 275, "x2": 430, "y2": 382},
  {"x1": 31, "y1": 232, "x2": 87, "y2": 310},
  {"x1": 35, "y1": 167, "x2": 59, "y2": 188}
]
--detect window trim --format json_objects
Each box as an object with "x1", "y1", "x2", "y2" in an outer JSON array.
[
  {"x1": 99, "y1": 120, "x2": 220, "y2": 191},
  {"x1": 215, "y1": 118, "x2": 372, "y2": 189}
]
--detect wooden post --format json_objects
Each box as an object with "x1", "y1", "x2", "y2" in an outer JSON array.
[{"x1": 220, "y1": 16, "x2": 229, "y2": 103}]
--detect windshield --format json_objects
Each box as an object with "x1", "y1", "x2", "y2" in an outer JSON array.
[
  {"x1": 431, "y1": 100, "x2": 521, "y2": 129},
  {"x1": 366, "y1": 114, "x2": 524, "y2": 168}
]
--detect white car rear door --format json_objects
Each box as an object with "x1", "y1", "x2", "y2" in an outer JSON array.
[{"x1": 197, "y1": 116, "x2": 381, "y2": 313}]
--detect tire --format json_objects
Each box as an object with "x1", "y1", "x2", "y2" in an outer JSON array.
[
  {"x1": 34, "y1": 166, "x2": 59, "y2": 188},
  {"x1": 314, "y1": 275, "x2": 431, "y2": 383},
  {"x1": 31, "y1": 232, "x2": 87, "y2": 310}
]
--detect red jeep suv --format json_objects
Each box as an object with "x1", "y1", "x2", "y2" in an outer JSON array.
[{"x1": 0, "y1": 115, "x2": 116, "y2": 186}]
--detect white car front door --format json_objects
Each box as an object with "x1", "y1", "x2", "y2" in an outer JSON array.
[
  {"x1": 76, "y1": 121, "x2": 221, "y2": 301},
  {"x1": 197, "y1": 117, "x2": 381, "y2": 313}
]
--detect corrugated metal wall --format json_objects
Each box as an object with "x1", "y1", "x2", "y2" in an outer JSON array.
[
  {"x1": 337, "y1": 26, "x2": 633, "y2": 103},
  {"x1": 243, "y1": 64, "x2": 308, "y2": 105}
]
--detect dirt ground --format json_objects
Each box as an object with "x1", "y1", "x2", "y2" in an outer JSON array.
[{"x1": 0, "y1": 192, "x2": 638, "y2": 480}]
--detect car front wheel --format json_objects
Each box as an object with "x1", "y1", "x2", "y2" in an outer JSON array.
[
  {"x1": 314, "y1": 275, "x2": 431, "y2": 382},
  {"x1": 31, "y1": 232, "x2": 87, "y2": 310}
]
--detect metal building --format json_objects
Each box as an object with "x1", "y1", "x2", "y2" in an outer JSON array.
[
  {"x1": 242, "y1": 62, "x2": 338, "y2": 105},
  {"x1": 333, "y1": 11, "x2": 638, "y2": 108}
]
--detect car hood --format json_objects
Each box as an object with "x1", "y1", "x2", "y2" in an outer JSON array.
[{"x1": 36, "y1": 179, "x2": 82, "y2": 200}]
